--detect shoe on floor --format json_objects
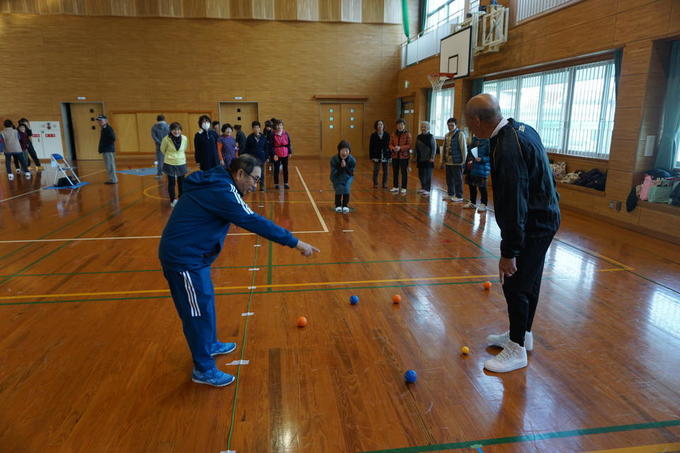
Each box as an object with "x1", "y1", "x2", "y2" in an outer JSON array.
[
  {"x1": 484, "y1": 340, "x2": 527, "y2": 373},
  {"x1": 421, "y1": 190, "x2": 430, "y2": 197},
  {"x1": 335, "y1": 206, "x2": 342, "y2": 213},
  {"x1": 390, "y1": 187, "x2": 399, "y2": 193},
  {"x1": 477, "y1": 203, "x2": 487, "y2": 212},
  {"x1": 400, "y1": 188, "x2": 407, "y2": 194},
  {"x1": 284, "y1": 183, "x2": 290, "y2": 189},
  {"x1": 105, "y1": 181, "x2": 118, "y2": 184},
  {"x1": 463, "y1": 202, "x2": 476, "y2": 208},
  {"x1": 8, "y1": 173, "x2": 14, "y2": 181},
  {"x1": 486, "y1": 330, "x2": 533, "y2": 351},
  {"x1": 15, "y1": 168, "x2": 22, "y2": 174},
  {"x1": 451, "y1": 196, "x2": 464, "y2": 202},
  {"x1": 342, "y1": 206, "x2": 350, "y2": 213},
  {"x1": 170, "y1": 199, "x2": 178, "y2": 208},
  {"x1": 416, "y1": 189, "x2": 424, "y2": 194},
  {"x1": 274, "y1": 184, "x2": 280, "y2": 189},
  {"x1": 209, "y1": 341, "x2": 237, "y2": 357},
  {"x1": 191, "y1": 368, "x2": 235, "y2": 387},
  {"x1": 24, "y1": 172, "x2": 31, "y2": 179}
]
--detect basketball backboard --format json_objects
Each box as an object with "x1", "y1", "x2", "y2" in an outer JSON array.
[{"x1": 440, "y1": 26, "x2": 472, "y2": 79}]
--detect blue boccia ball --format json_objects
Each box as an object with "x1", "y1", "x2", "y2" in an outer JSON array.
[
  {"x1": 349, "y1": 295, "x2": 359, "y2": 305},
  {"x1": 404, "y1": 370, "x2": 417, "y2": 383}
]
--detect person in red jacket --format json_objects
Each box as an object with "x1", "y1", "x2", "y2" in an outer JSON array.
[
  {"x1": 270, "y1": 119, "x2": 293, "y2": 189},
  {"x1": 389, "y1": 118, "x2": 412, "y2": 195}
]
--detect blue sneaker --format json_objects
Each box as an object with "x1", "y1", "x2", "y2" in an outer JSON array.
[
  {"x1": 210, "y1": 342, "x2": 237, "y2": 357},
  {"x1": 191, "y1": 368, "x2": 235, "y2": 387}
]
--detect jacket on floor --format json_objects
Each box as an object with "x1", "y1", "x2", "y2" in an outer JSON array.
[
  {"x1": 490, "y1": 119, "x2": 560, "y2": 258},
  {"x1": 159, "y1": 166, "x2": 299, "y2": 271}
]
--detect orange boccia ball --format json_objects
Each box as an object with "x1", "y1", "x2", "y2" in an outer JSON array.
[
  {"x1": 296, "y1": 316, "x2": 308, "y2": 327},
  {"x1": 483, "y1": 281, "x2": 492, "y2": 290},
  {"x1": 392, "y1": 294, "x2": 402, "y2": 304}
]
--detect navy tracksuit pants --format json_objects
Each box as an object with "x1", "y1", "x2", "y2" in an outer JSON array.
[{"x1": 163, "y1": 266, "x2": 218, "y2": 372}]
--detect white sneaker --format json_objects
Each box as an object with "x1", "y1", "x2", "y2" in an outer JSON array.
[
  {"x1": 342, "y1": 207, "x2": 350, "y2": 213},
  {"x1": 24, "y1": 172, "x2": 31, "y2": 179},
  {"x1": 416, "y1": 189, "x2": 424, "y2": 194},
  {"x1": 463, "y1": 202, "x2": 476, "y2": 209},
  {"x1": 421, "y1": 190, "x2": 430, "y2": 196},
  {"x1": 400, "y1": 188, "x2": 407, "y2": 195},
  {"x1": 15, "y1": 168, "x2": 22, "y2": 174},
  {"x1": 335, "y1": 206, "x2": 342, "y2": 213},
  {"x1": 8, "y1": 173, "x2": 14, "y2": 181},
  {"x1": 170, "y1": 199, "x2": 178, "y2": 207},
  {"x1": 486, "y1": 330, "x2": 533, "y2": 351},
  {"x1": 484, "y1": 340, "x2": 528, "y2": 373},
  {"x1": 451, "y1": 196, "x2": 464, "y2": 202},
  {"x1": 477, "y1": 203, "x2": 487, "y2": 212},
  {"x1": 390, "y1": 187, "x2": 399, "y2": 193}
]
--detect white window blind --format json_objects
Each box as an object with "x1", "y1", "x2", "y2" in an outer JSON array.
[
  {"x1": 482, "y1": 60, "x2": 616, "y2": 159},
  {"x1": 429, "y1": 88, "x2": 455, "y2": 139},
  {"x1": 515, "y1": 0, "x2": 578, "y2": 23}
]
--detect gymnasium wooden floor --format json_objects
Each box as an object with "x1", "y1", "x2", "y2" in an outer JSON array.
[{"x1": 1, "y1": 158, "x2": 679, "y2": 453}]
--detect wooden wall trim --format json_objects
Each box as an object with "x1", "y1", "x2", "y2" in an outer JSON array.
[
  {"x1": 313, "y1": 95, "x2": 369, "y2": 101},
  {"x1": 481, "y1": 50, "x2": 617, "y2": 81}
]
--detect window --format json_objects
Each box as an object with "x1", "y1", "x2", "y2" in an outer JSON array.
[
  {"x1": 515, "y1": 0, "x2": 579, "y2": 24},
  {"x1": 482, "y1": 60, "x2": 616, "y2": 159},
  {"x1": 429, "y1": 88, "x2": 454, "y2": 139},
  {"x1": 425, "y1": 0, "x2": 468, "y2": 30}
]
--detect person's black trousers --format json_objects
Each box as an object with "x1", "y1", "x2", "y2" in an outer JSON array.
[
  {"x1": 273, "y1": 156, "x2": 289, "y2": 185},
  {"x1": 445, "y1": 165, "x2": 463, "y2": 197},
  {"x1": 501, "y1": 235, "x2": 554, "y2": 347},
  {"x1": 373, "y1": 161, "x2": 388, "y2": 187},
  {"x1": 168, "y1": 175, "x2": 185, "y2": 201},
  {"x1": 392, "y1": 158, "x2": 408, "y2": 188}
]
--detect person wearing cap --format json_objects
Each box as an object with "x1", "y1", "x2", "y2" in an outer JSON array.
[{"x1": 96, "y1": 115, "x2": 118, "y2": 184}]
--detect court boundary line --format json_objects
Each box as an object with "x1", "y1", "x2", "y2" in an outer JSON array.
[
  {"x1": 357, "y1": 419, "x2": 680, "y2": 453},
  {"x1": 295, "y1": 166, "x2": 329, "y2": 232},
  {"x1": 0, "y1": 268, "x2": 628, "y2": 302}
]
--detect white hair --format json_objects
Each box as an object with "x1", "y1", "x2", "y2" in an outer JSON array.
[{"x1": 420, "y1": 121, "x2": 430, "y2": 129}]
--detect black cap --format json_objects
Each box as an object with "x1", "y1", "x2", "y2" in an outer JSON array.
[{"x1": 95, "y1": 115, "x2": 107, "y2": 120}]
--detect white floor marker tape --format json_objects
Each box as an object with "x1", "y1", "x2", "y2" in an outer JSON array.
[
  {"x1": 248, "y1": 268, "x2": 260, "y2": 271},
  {"x1": 253, "y1": 244, "x2": 261, "y2": 247},
  {"x1": 241, "y1": 312, "x2": 255, "y2": 317},
  {"x1": 342, "y1": 229, "x2": 354, "y2": 233},
  {"x1": 226, "y1": 360, "x2": 249, "y2": 366},
  {"x1": 247, "y1": 286, "x2": 256, "y2": 289}
]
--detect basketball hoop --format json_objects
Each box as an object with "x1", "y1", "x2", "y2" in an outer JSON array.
[{"x1": 428, "y1": 73, "x2": 456, "y2": 91}]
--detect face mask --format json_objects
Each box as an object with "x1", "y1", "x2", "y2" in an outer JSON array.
[{"x1": 202, "y1": 122, "x2": 210, "y2": 131}]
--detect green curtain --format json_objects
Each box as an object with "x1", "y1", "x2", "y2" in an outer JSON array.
[
  {"x1": 656, "y1": 40, "x2": 680, "y2": 170},
  {"x1": 613, "y1": 48, "x2": 623, "y2": 95},
  {"x1": 402, "y1": 0, "x2": 410, "y2": 40},
  {"x1": 419, "y1": 0, "x2": 428, "y2": 35}
]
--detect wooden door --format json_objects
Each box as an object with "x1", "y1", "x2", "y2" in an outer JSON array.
[
  {"x1": 219, "y1": 103, "x2": 258, "y2": 130},
  {"x1": 340, "y1": 103, "x2": 363, "y2": 155},
  {"x1": 320, "y1": 103, "x2": 341, "y2": 156},
  {"x1": 70, "y1": 102, "x2": 103, "y2": 160}
]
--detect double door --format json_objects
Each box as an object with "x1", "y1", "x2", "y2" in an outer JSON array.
[{"x1": 320, "y1": 103, "x2": 364, "y2": 156}]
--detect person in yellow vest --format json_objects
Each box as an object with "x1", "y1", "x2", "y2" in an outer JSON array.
[{"x1": 160, "y1": 122, "x2": 188, "y2": 207}]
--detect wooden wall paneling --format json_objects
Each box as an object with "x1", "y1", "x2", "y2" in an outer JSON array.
[
  {"x1": 383, "y1": 0, "x2": 401, "y2": 23},
  {"x1": 607, "y1": 139, "x2": 638, "y2": 172},
  {"x1": 621, "y1": 41, "x2": 654, "y2": 76},
  {"x1": 37, "y1": 0, "x2": 63, "y2": 14},
  {"x1": 157, "y1": 0, "x2": 182, "y2": 16},
  {"x1": 275, "y1": 0, "x2": 297, "y2": 20},
  {"x1": 341, "y1": 0, "x2": 361, "y2": 22},
  {"x1": 605, "y1": 168, "x2": 635, "y2": 199},
  {"x1": 111, "y1": 0, "x2": 137, "y2": 16},
  {"x1": 616, "y1": 74, "x2": 648, "y2": 110},
  {"x1": 135, "y1": 0, "x2": 158, "y2": 16},
  {"x1": 319, "y1": 0, "x2": 341, "y2": 21},
  {"x1": 230, "y1": 0, "x2": 252, "y2": 19},
  {"x1": 164, "y1": 113, "x2": 189, "y2": 134},
  {"x1": 184, "y1": 0, "x2": 208, "y2": 17},
  {"x1": 253, "y1": 0, "x2": 274, "y2": 19},
  {"x1": 362, "y1": 0, "x2": 383, "y2": 23},
  {"x1": 613, "y1": 0, "x2": 673, "y2": 44},
  {"x1": 135, "y1": 113, "x2": 161, "y2": 153},
  {"x1": 85, "y1": 0, "x2": 111, "y2": 16},
  {"x1": 61, "y1": 0, "x2": 84, "y2": 15},
  {"x1": 671, "y1": 0, "x2": 680, "y2": 34},
  {"x1": 113, "y1": 113, "x2": 141, "y2": 153},
  {"x1": 4, "y1": 0, "x2": 37, "y2": 13}
]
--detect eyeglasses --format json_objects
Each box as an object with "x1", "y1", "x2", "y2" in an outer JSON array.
[{"x1": 246, "y1": 172, "x2": 261, "y2": 184}]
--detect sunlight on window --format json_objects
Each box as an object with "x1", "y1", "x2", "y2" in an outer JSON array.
[{"x1": 429, "y1": 88, "x2": 454, "y2": 139}]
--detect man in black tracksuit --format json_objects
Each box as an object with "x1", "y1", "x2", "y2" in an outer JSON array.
[{"x1": 465, "y1": 94, "x2": 560, "y2": 373}]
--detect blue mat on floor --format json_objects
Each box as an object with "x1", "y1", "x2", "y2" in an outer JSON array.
[
  {"x1": 117, "y1": 167, "x2": 157, "y2": 176},
  {"x1": 44, "y1": 181, "x2": 90, "y2": 190}
]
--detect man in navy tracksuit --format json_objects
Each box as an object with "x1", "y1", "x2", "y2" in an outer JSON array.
[
  {"x1": 159, "y1": 155, "x2": 319, "y2": 387},
  {"x1": 465, "y1": 94, "x2": 560, "y2": 373}
]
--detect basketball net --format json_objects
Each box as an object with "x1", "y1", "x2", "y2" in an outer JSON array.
[{"x1": 428, "y1": 73, "x2": 456, "y2": 91}]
